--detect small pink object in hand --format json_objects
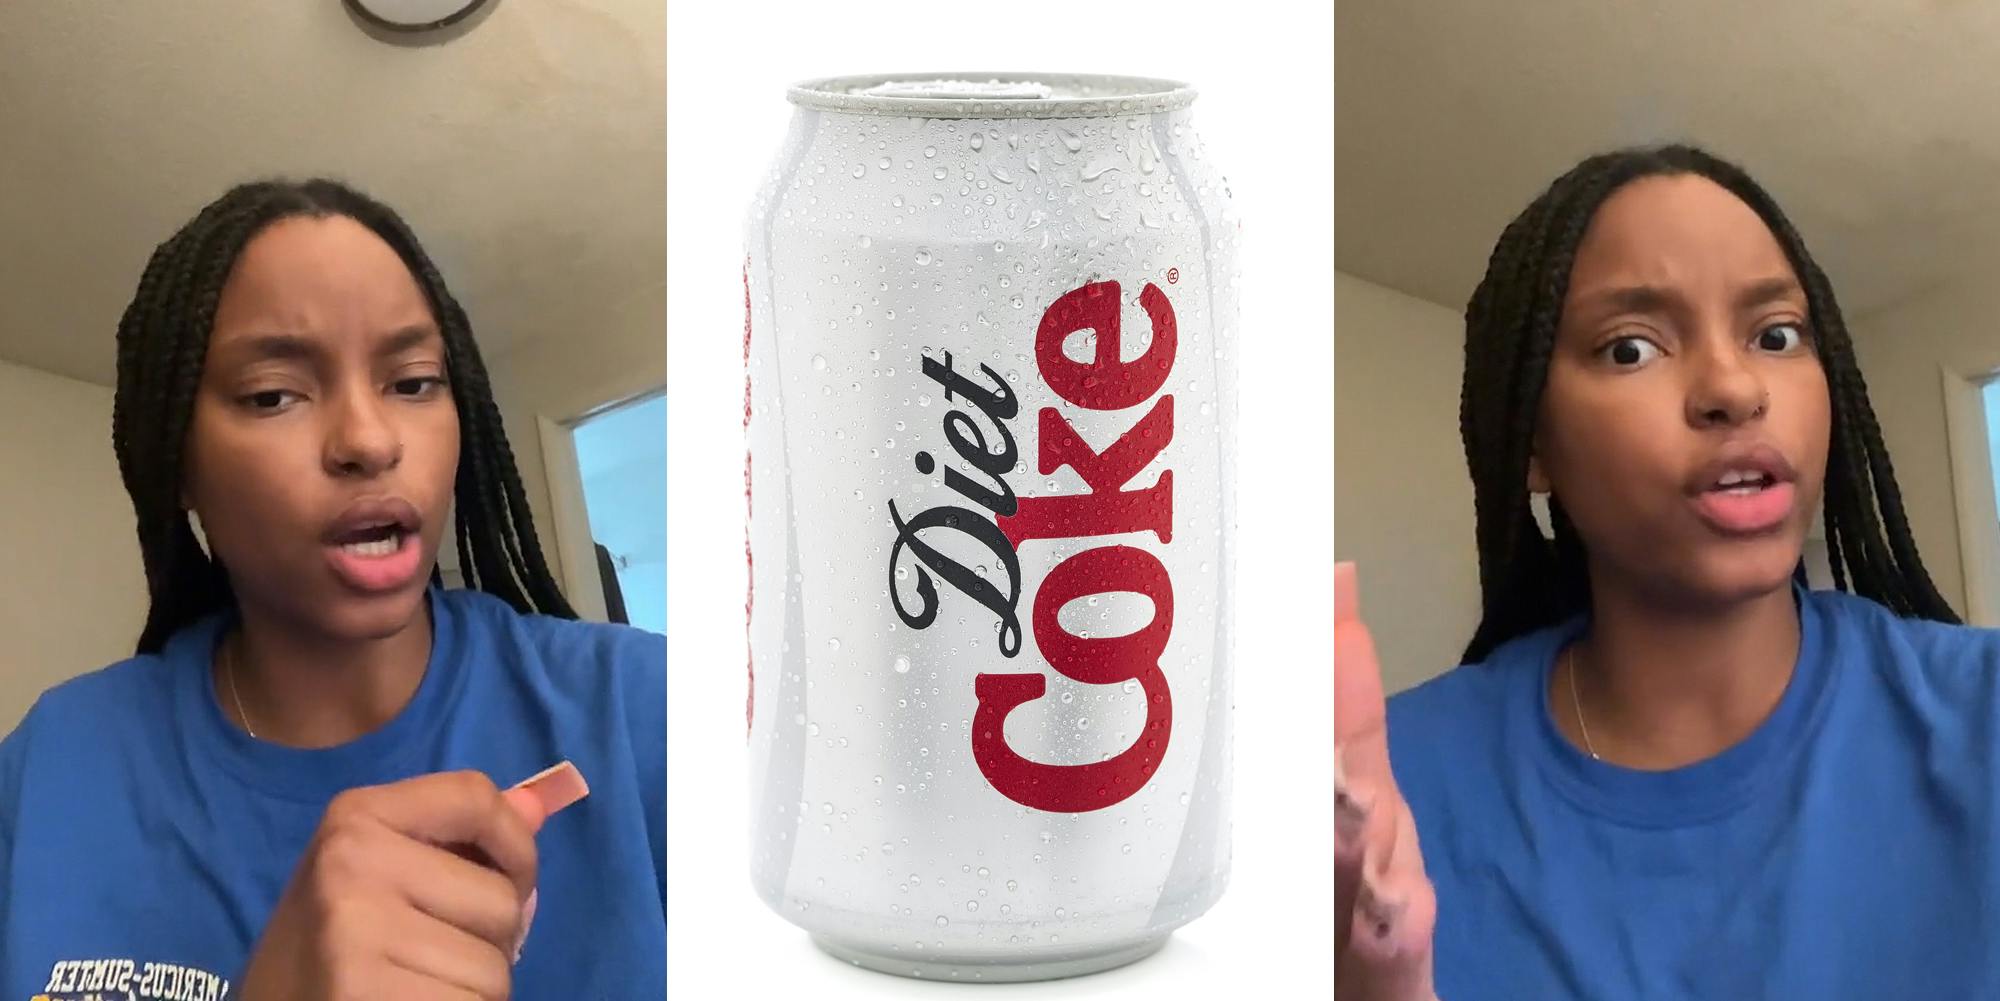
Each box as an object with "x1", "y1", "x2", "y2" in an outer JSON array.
[
  {"x1": 503, "y1": 761, "x2": 589, "y2": 962},
  {"x1": 505, "y1": 760, "x2": 590, "y2": 829}
]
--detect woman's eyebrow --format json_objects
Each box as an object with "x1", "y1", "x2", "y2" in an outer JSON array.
[
  {"x1": 1735, "y1": 276, "x2": 1805, "y2": 311},
  {"x1": 1574, "y1": 277, "x2": 1803, "y2": 318},
  {"x1": 228, "y1": 332, "x2": 320, "y2": 363},
  {"x1": 376, "y1": 325, "x2": 441, "y2": 357},
  {"x1": 1576, "y1": 284, "x2": 1675, "y2": 317},
  {"x1": 218, "y1": 326, "x2": 439, "y2": 367}
]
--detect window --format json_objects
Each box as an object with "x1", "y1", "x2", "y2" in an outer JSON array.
[
  {"x1": 570, "y1": 392, "x2": 667, "y2": 634},
  {"x1": 1987, "y1": 378, "x2": 2000, "y2": 525}
]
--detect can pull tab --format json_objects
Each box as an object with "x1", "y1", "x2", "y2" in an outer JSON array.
[{"x1": 860, "y1": 78, "x2": 1054, "y2": 101}]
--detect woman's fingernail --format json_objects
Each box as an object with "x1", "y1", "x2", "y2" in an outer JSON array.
[
  {"x1": 1336, "y1": 784, "x2": 1371, "y2": 841},
  {"x1": 1334, "y1": 748, "x2": 1373, "y2": 841},
  {"x1": 512, "y1": 888, "x2": 538, "y2": 963},
  {"x1": 1335, "y1": 563, "x2": 1359, "y2": 622},
  {"x1": 1356, "y1": 875, "x2": 1407, "y2": 939}
]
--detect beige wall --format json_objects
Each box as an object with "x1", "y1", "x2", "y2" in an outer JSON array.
[
  {"x1": 486, "y1": 280, "x2": 665, "y2": 620},
  {"x1": 1334, "y1": 272, "x2": 1481, "y2": 693},
  {"x1": 0, "y1": 360, "x2": 146, "y2": 729},
  {"x1": 1850, "y1": 286, "x2": 2000, "y2": 618}
]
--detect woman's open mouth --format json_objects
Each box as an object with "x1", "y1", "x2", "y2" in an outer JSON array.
[
  {"x1": 324, "y1": 498, "x2": 426, "y2": 593},
  {"x1": 1690, "y1": 465, "x2": 1796, "y2": 536},
  {"x1": 335, "y1": 523, "x2": 409, "y2": 558},
  {"x1": 1710, "y1": 469, "x2": 1776, "y2": 495}
]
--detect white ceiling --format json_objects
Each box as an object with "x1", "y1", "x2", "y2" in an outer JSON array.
[
  {"x1": 1336, "y1": 0, "x2": 2000, "y2": 317},
  {"x1": 0, "y1": 0, "x2": 664, "y2": 386}
]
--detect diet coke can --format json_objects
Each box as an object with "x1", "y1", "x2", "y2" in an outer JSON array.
[{"x1": 743, "y1": 73, "x2": 1237, "y2": 982}]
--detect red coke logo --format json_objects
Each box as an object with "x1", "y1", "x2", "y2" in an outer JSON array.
[
  {"x1": 886, "y1": 279, "x2": 1177, "y2": 814},
  {"x1": 986, "y1": 280, "x2": 1177, "y2": 813}
]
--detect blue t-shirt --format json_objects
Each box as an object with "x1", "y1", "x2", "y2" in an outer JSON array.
[
  {"x1": 0, "y1": 588, "x2": 665, "y2": 998},
  {"x1": 1388, "y1": 587, "x2": 2000, "y2": 1000}
]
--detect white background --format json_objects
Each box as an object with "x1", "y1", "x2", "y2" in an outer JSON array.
[{"x1": 665, "y1": 2, "x2": 1334, "y2": 996}]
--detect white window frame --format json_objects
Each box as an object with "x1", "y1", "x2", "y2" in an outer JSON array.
[
  {"x1": 1941, "y1": 364, "x2": 2000, "y2": 627},
  {"x1": 536, "y1": 387, "x2": 666, "y2": 624}
]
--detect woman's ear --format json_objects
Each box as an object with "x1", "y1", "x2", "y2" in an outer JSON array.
[{"x1": 1527, "y1": 454, "x2": 1552, "y2": 495}]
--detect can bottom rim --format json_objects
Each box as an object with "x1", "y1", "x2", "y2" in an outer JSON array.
[{"x1": 811, "y1": 931, "x2": 1169, "y2": 983}]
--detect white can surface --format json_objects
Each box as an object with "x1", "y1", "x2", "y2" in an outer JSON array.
[{"x1": 744, "y1": 72, "x2": 1238, "y2": 982}]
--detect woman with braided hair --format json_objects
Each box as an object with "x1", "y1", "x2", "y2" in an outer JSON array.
[
  {"x1": 1336, "y1": 145, "x2": 2000, "y2": 999},
  {"x1": 0, "y1": 179, "x2": 664, "y2": 997}
]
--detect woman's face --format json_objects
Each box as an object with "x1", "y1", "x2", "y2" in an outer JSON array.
[
  {"x1": 1531, "y1": 173, "x2": 1831, "y2": 609},
  {"x1": 183, "y1": 214, "x2": 460, "y2": 642}
]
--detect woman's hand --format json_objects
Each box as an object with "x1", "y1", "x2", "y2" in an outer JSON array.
[
  {"x1": 237, "y1": 770, "x2": 541, "y2": 1001},
  {"x1": 1336, "y1": 563, "x2": 1440, "y2": 1000}
]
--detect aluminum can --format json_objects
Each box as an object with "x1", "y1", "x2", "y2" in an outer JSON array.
[{"x1": 744, "y1": 72, "x2": 1237, "y2": 982}]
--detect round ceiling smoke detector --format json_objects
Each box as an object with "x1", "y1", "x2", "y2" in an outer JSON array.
[{"x1": 345, "y1": 0, "x2": 492, "y2": 32}]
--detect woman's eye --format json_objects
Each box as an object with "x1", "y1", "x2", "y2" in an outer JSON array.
[
  {"x1": 1602, "y1": 336, "x2": 1663, "y2": 368},
  {"x1": 241, "y1": 389, "x2": 296, "y2": 411},
  {"x1": 392, "y1": 376, "x2": 446, "y2": 397},
  {"x1": 1756, "y1": 323, "x2": 1806, "y2": 353}
]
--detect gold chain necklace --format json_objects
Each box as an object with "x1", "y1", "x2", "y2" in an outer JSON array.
[
  {"x1": 1566, "y1": 645, "x2": 1600, "y2": 761},
  {"x1": 222, "y1": 638, "x2": 258, "y2": 740}
]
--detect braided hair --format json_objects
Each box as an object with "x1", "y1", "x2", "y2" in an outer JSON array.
[
  {"x1": 1458, "y1": 144, "x2": 1957, "y2": 663},
  {"x1": 113, "y1": 178, "x2": 576, "y2": 654}
]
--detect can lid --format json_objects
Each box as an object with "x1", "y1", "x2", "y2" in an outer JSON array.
[{"x1": 787, "y1": 73, "x2": 1196, "y2": 119}]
